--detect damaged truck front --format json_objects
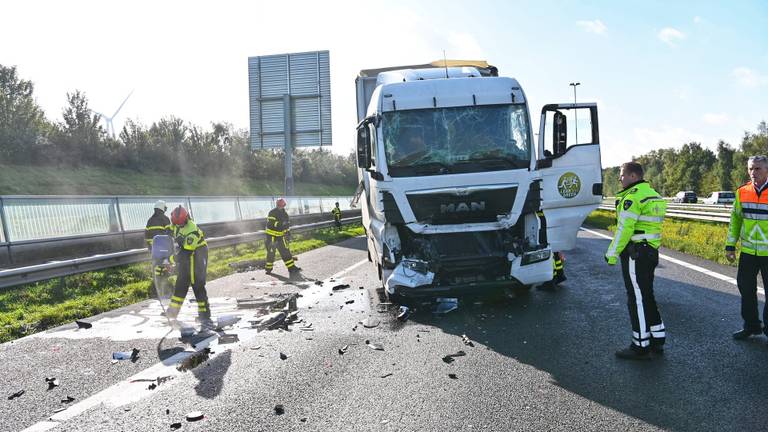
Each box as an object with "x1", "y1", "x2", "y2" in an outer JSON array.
[{"x1": 354, "y1": 61, "x2": 602, "y2": 300}]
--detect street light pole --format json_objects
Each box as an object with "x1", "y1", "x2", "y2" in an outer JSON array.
[{"x1": 569, "y1": 82, "x2": 580, "y2": 143}]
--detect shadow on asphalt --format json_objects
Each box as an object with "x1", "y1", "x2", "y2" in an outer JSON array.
[
  {"x1": 395, "y1": 237, "x2": 768, "y2": 432},
  {"x1": 192, "y1": 350, "x2": 232, "y2": 399}
]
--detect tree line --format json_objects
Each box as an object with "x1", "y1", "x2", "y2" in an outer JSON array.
[
  {"x1": 0, "y1": 64, "x2": 357, "y2": 187},
  {"x1": 602, "y1": 123, "x2": 768, "y2": 197}
]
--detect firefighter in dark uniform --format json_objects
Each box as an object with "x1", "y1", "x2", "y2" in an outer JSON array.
[
  {"x1": 145, "y1": 200, "x2": 173, "y2": 282},
  {"x1": 265, "y1": 198, "x2": 301, "y2": 276},
  {"x1": 605, "y1": 161, "x2": 667, "y2": 360},
  {"x1": 145, "y1": 200, "x2": 171, "y2": 251},
  {"x1": 331, "y1": 202, "x2": 342, "y2": 230},
  {"x1": 166, "y1": 206, "x2": 213, "y2": 328}
]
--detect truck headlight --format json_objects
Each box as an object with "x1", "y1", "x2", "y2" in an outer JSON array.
[
  {"x1": 521, "y1": 249, "x2": 551, "y2": 265},
  {"x1": 402, "y1": 259, "x2": 429, "y2": 274}
]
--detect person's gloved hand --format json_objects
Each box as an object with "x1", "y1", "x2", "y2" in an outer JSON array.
[{"x1": 605, "y1": 254, "x2": 617, "y2": 265}]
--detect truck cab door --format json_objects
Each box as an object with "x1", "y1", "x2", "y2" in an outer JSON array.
[{"x1": 536, "y1": 103, "x2": 602, "y2": 251}]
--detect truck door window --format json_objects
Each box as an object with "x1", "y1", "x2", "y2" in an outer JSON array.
[
  {"x1": 542, "y1": 107, "x2": 594, "y2": 158},
  {"x1": 367, "y1": 122, "x2": 377, "y2": 167}
]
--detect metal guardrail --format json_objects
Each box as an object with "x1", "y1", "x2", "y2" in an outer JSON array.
[
  {"x1": 0, "y1": 215, "x2": 361, "y2": 290},
  {"x1": 598, "y1": 204, "x2": 731, "y2": 223}
]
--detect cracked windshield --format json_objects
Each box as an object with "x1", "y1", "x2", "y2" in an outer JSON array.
[{"x1": 383, "y1": 104, "x2": 530, "y2": 176}]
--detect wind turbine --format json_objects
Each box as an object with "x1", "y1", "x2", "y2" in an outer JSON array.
[{"x1": 95, "y1": 90, "x2": 134, "y2": 138}]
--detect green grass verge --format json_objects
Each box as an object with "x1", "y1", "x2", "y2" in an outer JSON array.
[
  {"x1": 0, "y1": 164, "x2": 355, "y2": 196},
  {"x1": 585, "y1": 209, "x2": 733, "y2": 266},
  {"x1": 0, "y1": 224, "x2": 365, "y2": 343}
]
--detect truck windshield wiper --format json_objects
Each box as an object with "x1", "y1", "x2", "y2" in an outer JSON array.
[
  {"x1": 412, "y1": 161, "x2": 451, "y2": 174},
  {"x1": 456, "y1": 156, "x2": 524, "y2": 168}
]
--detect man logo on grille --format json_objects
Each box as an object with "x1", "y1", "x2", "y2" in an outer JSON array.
[
  {"x1": 440, "y1": 201, "x2": 486, "y2": 213},
  {"x1": 557, "y1": 172, "x2": 581, "y2": 199}
]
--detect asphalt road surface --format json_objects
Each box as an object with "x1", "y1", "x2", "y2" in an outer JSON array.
[{"x1": 1, "y1": 229, "x2": 766, "y2": 432}]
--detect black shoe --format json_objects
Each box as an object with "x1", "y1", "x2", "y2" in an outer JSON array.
[
  {"x1": 289, "y1": 266, "x2": 302, "y2": 273},
  {"x1": 615, "y1": 346, "x2": 652, "y2": 361},
  {"x1": 650, "y1": 345, "x2": 664, "y2": 355},
  {"x1": 265, "y1": 269, "x2": 272, "y2": 275},
  {"x1": 733, "y1": 328, "x2": 762, "y2": 340}
]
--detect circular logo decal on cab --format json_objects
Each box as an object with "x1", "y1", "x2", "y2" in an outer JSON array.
[{"x1": 557, "y1": 172, "x2": 581, "y2": 199}]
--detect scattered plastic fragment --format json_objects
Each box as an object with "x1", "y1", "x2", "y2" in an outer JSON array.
[
  {"x1": 218, "y1": 334, "x2": 240, "y2": 344},
  {"x1": 253, "y1": 311, "x2": 288, "y2": 332},
  {"x1": 186, "y1": 411, "x2": 204, "y2": 422},
  {"x1": 338, "y1": 345, "x2": 349, "y2": 355},
  {"x1": 433, "y1": 298, "x2": 459, "y2": 314},
  {"x1": 358, "y1": 286, "x2": 364, "y2": 290},
  {"x1": 166, "y1": 409, "x2": 170, "y2": 415},
  {"x1": 442, "y1": 351, "x2": 467, "y2": 364},
  {"x1": 332, "y1": 284, "x2": 350, "y2": 291},
  {"x1": 274, "y1": 404, "x2": 285, "y2": 415},
  {"x1": 112, "y1": 348, "x2": 140, "y2": 362},
  {"x1": 300, "y1": 417, "x2": 307, "y2": 422},
  {"x1": 365, "y1": 340, "x2": 384, "y2": 351},
  {"x1": 170, "y1": 422, "x2": 182, "y2": 430},
  {"x1": 462, "y1": 334, "x2": 475, "y2": 347},
  {"x1": 177, "y1": 348, "x2": 211, "y2": 372},
  {"x1": 148, "y1": 383, "x2": 157, "y2": 390},
  {"x1": 397, "y1": 306, "x2": 410, "y2": 321},
  {"x1": 345, "y1": 299, "x2": 355, "y2": 304},
  {"x1": 361, "y1": 318, "x2": 380, "y2": 328},
  {"x1": 376, "y1": 303, "x2": 394, "y2": 313},
  {"x1": 216, "y1": 315, "x2": 241, "y2": 330},
  {"x1": 61, "y1": 396, "x2": 75, "y2": 404},
  {"x1": 380, "y1": 372, "x2": 393, "y2": 378},
  {"x1": 53, "y1": 407, "x2": 67, "y2": 413},
  {"x1": 315, "y1": 281, "x2": 324, "y2": 286},
  {"x1": 75, "y1": 320, "x2": 92, "y2": 329},
  {"x1": 45, "y1": 377, "x2": 59, "y2": 390},
  {"x1": 279, "y1": 352, "x2": 288, "y2": 360},
  {"x1": 448, "y1": 373, "x2": 458, "y2": 379},
  {"x1": 8, "y1": 390, "x2": 24, "y2": 400}
]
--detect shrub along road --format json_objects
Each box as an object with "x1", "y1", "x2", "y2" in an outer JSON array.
[{"x1": 1, "y1": 230, "x2": 766, "y2": 432}]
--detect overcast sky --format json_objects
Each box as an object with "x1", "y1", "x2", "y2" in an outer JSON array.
[{"x1": 2, "y1": 0, "x2": 766, "y2": 167}]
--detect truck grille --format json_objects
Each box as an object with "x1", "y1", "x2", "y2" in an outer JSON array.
[{"x1": 406, "y1": 187, "x2": 518, "y2": 224}]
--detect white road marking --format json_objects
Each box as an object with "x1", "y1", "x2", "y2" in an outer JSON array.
[
  {"x1": 579, "y1": 227, "x2": 764, "y2": 295},
  {"x1": 22, "y1": 257, "x2": 373, "y2": 431}
]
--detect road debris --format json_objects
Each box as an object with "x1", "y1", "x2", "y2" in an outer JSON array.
[
  {"x1": 7, "y1": 390, "x2": 24, "y2": 400},
  {"x1": 380, "y1": 372, "x2": 393, "y2": 378},
  {"x1": 376, "y1": 302, "x2": 394, "y2": 313},
  {"x1": 112, "y1": 348, "x2": 140, "y2": 362},
  {"x1": 170, "y1": 422, "x2": 182, "y2": 430},
  {"x1": 53, "y1": 407, "x2": 67, "y2": 413},
  {"x1": 251, "y1": 311, "x2": 288, "y2": 332},
  {"x1": 216, "y1": 315, "x2": 241, "y2": 330},
  {"x1": 397, "y1": 306, "x2": 410, "y2": 321},
  {"x1": 218, "y1": 334, "x2": 240, "y2": 344},
  {"x1": 345, "y1": 299, "x2": 355, "y2": 304},
  {"x1": 338, "y1": 345, "x2": 349, "y2": 355},
  {"x1": 45, "y1": 377, "x2": 59, "y2": 390},
  {"x1": 448, "y1": 373, "x2": 458, "y2": 379},
  {"x1": 365, "y1": 340, "x2": 384, "y2": 351},
  {"x1": 332, "y1": 284, "x2": 351, "y2": 291},
  {"x1": 279, "y1": 352, "x2": 288, "y2": 360},
  {"x1": 462, "y1": 334, "x2": 475, "y2": 347},
  {"x1": 179, "y1": 326, "x2": 196, "y2": 338},
  {"x1": 361, "y1": 318, "x2": 380, "y2": 328},
  {"x1": 274, "y1": 404, "x2": 285, "y2": 415},
  {"x1": 238, "y1": 293, "x2": 298, "y2": 313},
  {"x1": 75, "y1": 320, "x2": 92, "y2": 329},
  {"x1": 177, "y1": 348, "x2": 211, "y2": 372},
  {"x1": 61, "y1": 396, "x2": 75, "y2": 404},
  {"x1": 186, "y1": 411, "x2": 204, "y2": 422},
  {"x1": 433, "y1": 297, "x2": 459, "y2": 314},
  {"x1": 315, "y1": 281, "x2": 324, "y2": 286},
  {"x1": 442, "y1": 351, "x2": 467, "y2": 364}
]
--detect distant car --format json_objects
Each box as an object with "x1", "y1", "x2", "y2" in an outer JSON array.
[
  {"x1": 673, "y1": 191, "x2": 698, "y2": 203},
  {"x1": 704, "y1": 191, "x2": 735, "y2": 205}
]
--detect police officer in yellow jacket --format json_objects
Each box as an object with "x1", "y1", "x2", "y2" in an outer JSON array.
[
  {"x1": 726, "y1": 155, "x2": 768, "y2": 340},
  {"x1": 605, "y1": 162, "x2": 667, "y2": 360},
  {"x1": 166, "y1": 206, "x2": 212, "y2": 328},
  {"x1": 265, "y1": 198, "x2": 301, "y2": 276},
  {"x1": 331, "y1": 202, "x2": 342, "y2": 230}
]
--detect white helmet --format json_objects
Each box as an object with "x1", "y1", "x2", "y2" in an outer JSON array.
[{"x1": 154, "y1": 200, "x2": 167, "y2": 212}]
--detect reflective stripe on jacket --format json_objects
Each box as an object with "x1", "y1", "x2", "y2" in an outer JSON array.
[
  {"x1": 726, "y1": 182, "x2": 768, "y2": 256},
  {"x1": 173, "y1": 220, "x2": 207, "y2": 252},
  {"x1": 331, "y1": 207, "x2": 342, "y2": 220},
  {"x1": 266, "y1": 208, "x2": 290, "y2": 237},
  {"x1": 605, "y1": 181, "x2": 666, "y2": 264}
]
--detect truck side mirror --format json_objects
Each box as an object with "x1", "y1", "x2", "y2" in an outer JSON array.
[
  {"x1": 357, "y1": 125, "x2": 371, "y2": 169},
  {"x1": 553, "y1": 111, "x2": 567, "y2": 155}
]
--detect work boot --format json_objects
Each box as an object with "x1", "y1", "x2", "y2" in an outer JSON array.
[
  {"x1": 265, "y1": 268, "x2": 272, "y2": 275},
  {"x1": 198, "y1": 317, "x2": 216, "y2": 331},
  {"x1": 733, "y1": 328, "x2": 762, "y2": 340},
  {"x1": 650, "y1": 345, "x2": 665, "y2": 355},
  {"x1": 615, "y1": 345, "x2": 652, "y2": 361}
]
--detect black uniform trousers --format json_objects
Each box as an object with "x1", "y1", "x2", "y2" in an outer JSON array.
[
  {"x1": 265, "y1": 235, "x2": 295, "y2": 271},
  {"x1": 334, "y1": 215, "x2": 342, "y2": 230},
  {"x1": 736, "y1": 252, "x2": 768, "y2": 334},
  {"x1": 173, "y1": 245, "x2": 210, "y2": 319},
  {"x1": 620, "y1": 242, "x2": 666, "y2": 351}
]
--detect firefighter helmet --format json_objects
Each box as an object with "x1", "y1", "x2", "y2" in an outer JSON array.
[
  {"x1": 276, "y1": 198, "x2": 287, "y2": 208},
  {"x1": 171, "y1": 206, "x2": 189, "y2": 226},
  {"x1": 154, "y1": 200, "x2": 167, "y2": 212}
]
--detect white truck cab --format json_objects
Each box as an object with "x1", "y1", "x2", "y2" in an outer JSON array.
[{"x1": 354, "y1": 60, "x2": 602, "y2": 300}]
